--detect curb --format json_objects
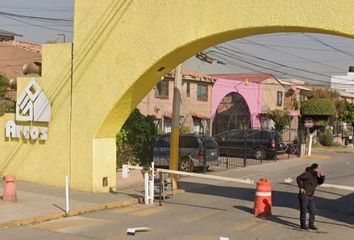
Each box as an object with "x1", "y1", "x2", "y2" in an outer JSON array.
[
  {"x1": 0, "y1": 199, "x2": 138, "y2": 228},
  {"x1": 313, "y1": 149, "x2": 354, "y2": 154},
  {"x1": 302, "y1": 155, "x2": 331, "y2": 160}
]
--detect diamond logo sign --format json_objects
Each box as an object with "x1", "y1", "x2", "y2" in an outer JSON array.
[
  {"x1": 5, "y1": 79, "x2": 51, "y2": 141},
  {"x1": 16, "y1": 79, "x2": 51, "y2": 122}
]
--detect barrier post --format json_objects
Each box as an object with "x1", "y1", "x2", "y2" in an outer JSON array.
[
  {"x1": 144, "y1": 171, "x2": 149, "y2": 205},
  {"x1": 65, "y1": 175, "x2": 70, "y2": 215}
]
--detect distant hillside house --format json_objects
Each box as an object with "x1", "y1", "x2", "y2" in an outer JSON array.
[
  {"x1": 0, "y1": 29, "x2": 41, "y2": 102},
  {"x1": 0, "y1": 40, "x2": 41, "y2": 81},
  {"x1": 0, "y1": 28, "x2": 22, "y2": 41}
]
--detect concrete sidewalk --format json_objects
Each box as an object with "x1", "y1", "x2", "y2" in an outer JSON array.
[{"x1": 0, "y1": 180, "x2": 142, "y2": 227}]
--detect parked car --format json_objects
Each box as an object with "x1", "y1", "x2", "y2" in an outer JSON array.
[
  {"x1": 153, "y1": 133, "x2": 219, "y2": 172},
  {"x1": 214, "y1": 129, "x2": 285, "y2": 160}
]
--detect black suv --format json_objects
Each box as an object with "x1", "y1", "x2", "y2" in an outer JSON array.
[
  {"x1": 153, "y1": 133, "x2": 219, "y2": 172},
  {"x1": 214, "y1": 129, "x2": 285, "y2": 160}
]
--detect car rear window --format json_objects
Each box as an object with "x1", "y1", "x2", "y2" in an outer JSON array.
[
  {"x1": 205, "y1": 138, "x2": 218, "y2": 149},
  {"x1": 155, "y1": 136, "x2": 170, "y2": 147}
]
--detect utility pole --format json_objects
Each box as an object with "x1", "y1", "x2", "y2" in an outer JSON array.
[{"x1": 169, "y1": 64, "x2": 182, "y2": 191}]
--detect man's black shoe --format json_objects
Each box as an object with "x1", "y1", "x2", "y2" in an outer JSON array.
[
  {"x1": 300, "y1": 225, "x2": 309, "y2": 230},
  {"x1": 309, "y1": 225, "x2": 318, "y2": 230}
]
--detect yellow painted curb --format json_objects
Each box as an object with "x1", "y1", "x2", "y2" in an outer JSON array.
[
  {"x1": 0, "y1": 199, "x2": 138, "y2": 228},
  {"x1": 302, "y1": 155, "x2": 331, "y2": 160},
  {"x1": 174, "y1": 189, "x2": 186, "y2": 195}
]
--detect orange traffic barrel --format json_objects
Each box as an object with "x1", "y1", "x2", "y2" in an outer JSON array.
[
  {"x1": 253, "y1": 178, "x2": 272, "y2": 217},
  {"x1": 2, "y1": 176, "x2": 17, "y2": 202}
]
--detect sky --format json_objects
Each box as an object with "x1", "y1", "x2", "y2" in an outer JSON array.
[
  {"x1": 0, "y1": 0, "x2": 74, "y2": 43},
  {"x1": 184, "y1": 33, "x2": 354, "y2": 87},
  {"x1": 0, "y1": 0, "x2": 354, "y2": 87}
]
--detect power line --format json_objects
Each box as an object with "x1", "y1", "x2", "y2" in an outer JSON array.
[
  {"x1": 239, "y1": 38, "x2": 343, "y2": 72},
  {"x1": 303, "y1": 33, "x2": 354, "y2": 58},
  {"x1": 234, "y1": 41, "x2": 350, "y2": 53},
  {"x1": 1, "y1": 15, "x2": 73, "y2": 33},
  {"x1": 0, "y1": 10, "x2": 73, "y2": 22},
  {"x1": 214, "y1": 45, "x2": 354, "y2": 83},
  {"x1": 206, "y1": 50, "x2": 353, "y2": 87}
]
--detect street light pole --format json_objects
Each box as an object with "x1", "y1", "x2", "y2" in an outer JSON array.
[{"x1": 169, "y1": 64, "x2": 182, "y2": 191}]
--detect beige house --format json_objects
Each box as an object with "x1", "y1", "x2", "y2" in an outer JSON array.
[
  {"x1": 137, "y1": 69, "x2": 215, "y2": 135},
  {"x1": 281, "y1": 79, "x2": 312, "y2": 129}
]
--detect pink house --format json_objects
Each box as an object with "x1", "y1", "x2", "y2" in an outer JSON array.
[{"x1": 211, "y1": 75, "x2": 261, "y2": 134}]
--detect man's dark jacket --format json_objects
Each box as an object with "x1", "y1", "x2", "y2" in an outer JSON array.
[{"x1": 296, "y1": 167, "x2": 325, "y2": 196}]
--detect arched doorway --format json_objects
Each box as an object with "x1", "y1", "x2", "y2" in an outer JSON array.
[{"x1": 213, "y1": 92, "x2": 251, "y2": 135}]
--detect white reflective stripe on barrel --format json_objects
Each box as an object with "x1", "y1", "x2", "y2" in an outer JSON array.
[{"x1": 255, "y1": 191, "x2": 272, "y2": 197}]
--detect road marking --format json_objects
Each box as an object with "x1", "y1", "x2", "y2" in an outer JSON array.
[{"x1": 321, "y1": 183, "x2": 354, "y2": 191}]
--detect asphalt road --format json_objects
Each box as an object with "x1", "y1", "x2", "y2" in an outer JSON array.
[{"x1": 1, "y1": 152, "x2": 353, "y2": 240}]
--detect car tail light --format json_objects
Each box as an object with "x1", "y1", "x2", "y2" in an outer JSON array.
[
  {"x1": 198, "y1": 150, "x2": 204, "y2": 157},
  {"x1": 271, "y1": 139, "x2": 276, "y2": 149}
]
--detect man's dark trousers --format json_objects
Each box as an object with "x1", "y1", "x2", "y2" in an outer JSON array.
[{"x1": 298, "y1": 194, "x2": 316, "y2": 226}]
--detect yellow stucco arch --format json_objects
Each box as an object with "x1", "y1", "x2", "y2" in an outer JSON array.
[{"x1": 1, "y1": 0, "x2": 354, "y2": 192}]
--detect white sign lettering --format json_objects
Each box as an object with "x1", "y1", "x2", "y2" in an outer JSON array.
[{"x1": 5, "y1": 79, "x2": 51, "y2": 142}]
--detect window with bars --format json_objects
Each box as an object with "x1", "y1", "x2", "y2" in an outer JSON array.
[
  {"x1": 186, "y1": 82, "x2": 190, "y2": 97},
  {"x1": 197, "y1": 84, "x2": 208, "y2": 101},
  {"x1": 155, "y1": 79, "x2": 169, "y2": 98}
]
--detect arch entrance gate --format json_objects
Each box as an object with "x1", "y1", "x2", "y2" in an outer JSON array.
[{"x1": 0, "y1": 1, "x2": 353, "y2": 191}]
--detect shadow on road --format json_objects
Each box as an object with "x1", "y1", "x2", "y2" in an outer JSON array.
[
  {"x1": 234, "y1": 205, "x2": 300, "y2": 229},
  {"x1": 179, "y1": 181, "x2": 354, "y2": 227}
]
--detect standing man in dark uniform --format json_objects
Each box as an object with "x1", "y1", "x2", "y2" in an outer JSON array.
[{"x1": 296, "y1": 163, "x2": 325, "y2": 230}]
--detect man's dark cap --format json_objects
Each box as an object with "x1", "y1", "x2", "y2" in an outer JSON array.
[{"x1": 310, "y1": 163, "x2": 319, "y2": 169}]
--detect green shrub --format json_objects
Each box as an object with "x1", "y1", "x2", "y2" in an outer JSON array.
[
  {"x1": 116, "y1": 109, "x2": 158, "y2": 168},
  {"x1": 0, "y1": 74, "x2": 8, "y2": 98},
  {"x1": 267, "y1": 109, "x2": 291, "y2": 132},
  {"x1": 318, "y1": 129, "x2": 333, "y2": 147},
  {"x1": 301, "y1": 99, "x2": 336, "y2": 116}
]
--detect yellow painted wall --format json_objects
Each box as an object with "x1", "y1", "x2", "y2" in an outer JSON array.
[
  {"x1": 2, "y1": 0, "x2": 354, "y2": 192},
  {"x1": 0, "y1": 44, "x2": 72, "y2": 187}
]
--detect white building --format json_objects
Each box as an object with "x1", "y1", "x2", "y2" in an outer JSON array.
[{"x1": 330, "y1": 67, "x2": 354, "y2": 92}]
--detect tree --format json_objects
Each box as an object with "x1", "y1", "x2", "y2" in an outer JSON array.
[
  {"x1": 342, "y1": 102, "x2": 354, "y2": 139},
  {"x1": 300, "y1": 99, "x2": 336, "y2": 118},
  {"x1": 267, "y1": 109, "x2": 291, "y2": 132},
  {"x1": 300, "y1": 91, "x2": 338, "y2": 152},
  {"x1": 0, "y1": 74, "x2": 8, "y2": 98},
  {"x1": 306, "y1": 88, "x2": 344, "y2": 121},
  {"x1": 116, "y1": 109, "x2": 158, "y2": 167},
  {"x1": 341, "y1": 102, "x2": 354, "y2": 127},
  {"x1": 0, "y1": 74, "x2": 11, "y2": 116}
]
